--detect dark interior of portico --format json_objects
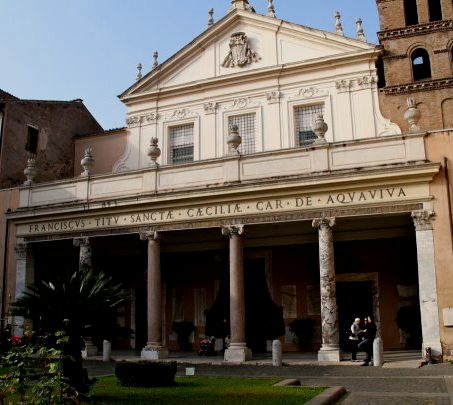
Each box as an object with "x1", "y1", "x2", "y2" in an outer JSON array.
[{"x1": 28, "y1": 212, "x2": 422, "y2": 353}]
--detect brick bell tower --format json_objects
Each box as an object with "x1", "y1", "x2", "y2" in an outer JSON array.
[{"x1": 376, "y1": 0, "x2": 453, "y2": 131}]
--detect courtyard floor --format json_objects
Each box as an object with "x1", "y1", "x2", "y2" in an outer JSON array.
[{"x1": 84, "y1": 350, "x2": 453, "y2": 404}]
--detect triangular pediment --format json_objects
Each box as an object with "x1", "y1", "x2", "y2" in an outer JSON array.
[{"x1": 121, "y1": 9, "x2": 376, "y2": 100}]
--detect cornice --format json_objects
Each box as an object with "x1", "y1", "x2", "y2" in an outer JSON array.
[
  {"x1": 381, "y1": 78, "x2": 453, "y2": 95},
  {"x1": 378, "y1": 19, "x2": 453, "y2": 40},
  {"x1": 8, "y1": 160, "x2": 439, "y2": 223},
  {"x1": 122, "y1": 49, "x2": 381, "y2": 105}
]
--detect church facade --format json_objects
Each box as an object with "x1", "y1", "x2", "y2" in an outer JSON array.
[{"x1": 3, "y1": 0, "x2": 453, "y2": 362}]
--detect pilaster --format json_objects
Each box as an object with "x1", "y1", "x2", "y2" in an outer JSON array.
[
  {"x1": 411, "y1": 210, "x2": 442, "y2": 359},
  {"x1": 13, "y1": 241, "x2": 34, "y2": 336}
]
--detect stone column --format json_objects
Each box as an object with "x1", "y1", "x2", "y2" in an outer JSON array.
[
  {"x1": 140, "y1": 231, "x2": 168, "y2": 360},
  {"x1": 312, "y1": 217, "x2": 341, "y2": 362},
  {"x1": 13, "y1": 241, "x2": 34, "y2": 336},
  {"x1": 73, "y1": 237, "x2": 92, "y2": 269},
  {"x1": 411, "y1": 210, "x2": 442, "y2": 360},
  {"x1": 73, "y1": 237, "x2": 97, "y2": 356},
  {"x1": 221, "y1": 225, "x2": 251, "y2": 362}
]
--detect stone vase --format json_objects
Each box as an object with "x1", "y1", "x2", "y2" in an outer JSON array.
[
  {"x1": 227, "y1": 124, "x2": 242, "y2": 154},
  {"x1": 147, "y1": 137, "x2": 161, "y2": 167}
]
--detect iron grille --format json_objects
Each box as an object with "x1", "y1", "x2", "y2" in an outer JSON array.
[
  {"x1": 169, "y1": 124, "x2": 194, "y2": 164},
  {"x1": 228, "y1": 113, "x2": 256, "y2": 155},
  {"x1": 294, "y1": 104, "x2": 324, "y2": 146}
]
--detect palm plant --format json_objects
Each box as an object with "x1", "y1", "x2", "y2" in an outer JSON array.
[{"x1": 11, "y1": 265, "x2": 128, "y2": 393}]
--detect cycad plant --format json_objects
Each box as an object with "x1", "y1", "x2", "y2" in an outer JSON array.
[{"x1": 11, "y1": 265, "x2": 128, "y2": 394}]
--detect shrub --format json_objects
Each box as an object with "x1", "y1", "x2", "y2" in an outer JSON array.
[{"x1": 115, "y1": 361, "x2": 177, "y2": 387}]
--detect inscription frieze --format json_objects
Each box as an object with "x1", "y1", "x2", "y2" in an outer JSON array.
[{"x1": 17, "y1": 185, "x2": 417, "y2": 237}]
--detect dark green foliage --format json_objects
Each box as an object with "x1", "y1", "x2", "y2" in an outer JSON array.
[
  {"x1": 115, "y1": 361, "x2": 177, "y2": 387},
  {"x1": 10, "y1": 266, "x2": 128, "y2": 393}
]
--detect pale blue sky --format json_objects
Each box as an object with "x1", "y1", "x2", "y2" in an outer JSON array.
[{"x1": 0, "y1": 1, "x2": 380, "y2": 129}]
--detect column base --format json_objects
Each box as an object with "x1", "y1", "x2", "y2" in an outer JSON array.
[
  {"x1": 224, "y1": 344, "x2": 252, "y2": 363},
  {"x1": 141, "y1": 346, "x2": 169, "y2": 360},
  {"x1": 318, "y1": 345, "x2": 342, "y2": 362},
  {"x1": 422, "y1": 341, "x2": 442, "y2": 362},
  {"x1": 82, "y1": 340, "x2": 98, "y2": 358}
]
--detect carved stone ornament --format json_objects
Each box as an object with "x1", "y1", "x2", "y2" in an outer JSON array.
[
  {"x1": 222, "y1": 32, "x2": 260, "y2": 68},
  {"x1": 357, "y1": 75, "x2": 377, "y2": 89},
  {"x1": 266, "y1": 91, "x2": 281, "y2": 104},
  {"x1": 168, "y1": 108, "x2": 198, "y2": 121},
  {"x1": 312, "y1": 114, "x2": 328, "y2": 143},
  {"x1": 139, "y1": 230, "x2": 159, "y2": 241},
  {"x1": 15, "y1": 243, "x2": 29, "y2": 260},
  {"x1": 335, "y1": 80, "x2": 351, "y2": 93},
  {"x1": 227, "y1": 124, "x2": 242, "y2": 154},
  {"x1": 223, "y1": 97, "x2": 258, "y2": 111},
  {"x1": 23, "y1": 155, "x2": 37, "y2": 186},
  {"x1": 411, "y1": 210, "x2": 435, "y2": 231},
  {"x1": 81, "y1": 148, "x2": 94, "y2": 176},
  {"x1": 126, "y1": 116, "x2": 143, "y2": 128},
  {"x1": 312, "y1": 217, "x2": 336, "y2": 230},
  {"x1": 146, "y1": 113, "x2": 160, "y2": 123},
  {"x1": 203, "y1": 102, "x2": 217, "y2": 114},
  {"x1": 221, "y1": 224, "x2": 244, "y2": 237},
  {"x1": 404, "y1": 97, "x2": 422, "y2": 133},
  {"x1": 147, "y1": 137, "x2": 161, "y2": 167}
]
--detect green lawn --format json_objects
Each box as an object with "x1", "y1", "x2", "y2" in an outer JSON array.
[{"x1": 85, "y1": 376, "x2": 324, "y2": 405}]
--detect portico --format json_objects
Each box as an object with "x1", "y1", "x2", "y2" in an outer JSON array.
[{"x1": 6, "y1": 147, "x2": 441, "y2": 361}]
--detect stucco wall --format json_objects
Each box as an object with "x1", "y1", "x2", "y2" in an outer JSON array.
[
  {"x1": 424, "y1": 130, "x2": 453, "y2": 355},
  {"x1": 0, "y1": 188, "x2": 19, "y2": 319},
  {"x1": 74, "y1": 129, "x2": 127, "y2": 176}
]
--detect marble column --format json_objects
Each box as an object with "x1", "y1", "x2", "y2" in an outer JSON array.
[
  {"x1": 73, "y1": 237, "x2": 97, "y2": 356},
  {"x1": 411, "y1": 210, "x2": 442, "y2": 360},
  {"x1": 13, "y1": 240, "x2": 34, "y2": 336},
  {"x1": 73, "y1": 237, "x2": 92, "y2": 269},
  {"x1": 221, "y1": 225, "x2": 251, "y2": 362},
  {"x1": 140, "y1": 231, "x2": 168, "y2": 360},
  {"x1": 312, "y1": 217, "x2": 341, "y2": 362}
]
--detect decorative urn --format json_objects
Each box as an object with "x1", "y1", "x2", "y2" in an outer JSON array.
[
  {"x1": 404, "y1": 97, "x2": 421, "y2": 133},
  {"x1": 227, "y1": 124, "x2": 242, "y2": 154},
  {"x1": 147, "y1": 137, "x2": 161, "y2": 167},
  {"x1": 312, "y1": 114, "x2": 328, "y2": 142}
]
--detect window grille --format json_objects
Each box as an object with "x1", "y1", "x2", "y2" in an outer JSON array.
[
  {"x1": 169, "y1": 124, "x2": 194, "y2": 164},
  {"x1": 228, "y1": 113, "x2": 256, "y2": 155},
  {"x1": 294, "y1": 104, "x2": 324, "y2": 146}
]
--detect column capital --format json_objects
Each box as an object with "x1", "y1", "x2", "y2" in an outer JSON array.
[
  {"x1": 73, "y1": 237, "x2": 90, "y2": 248},
  {"x1": 221, "y1": 224, "x2": 244, "y2": 237},
  {"x1": 139, "y1": 230, "x2": 159, "y2": 241},
  {"x1": 14, "y1": 242, "x2": 29, "y2": 259},
  {"x1": 411, "y1": 210, "x2": 435, "y2": 231},
  {"x1": 312, "y1": 217, "x2": 336, "y2": 230}
]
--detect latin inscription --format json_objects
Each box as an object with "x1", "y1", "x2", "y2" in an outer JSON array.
[{"x1": 22, "y1": 187, "x2": 409, "y2": 236}]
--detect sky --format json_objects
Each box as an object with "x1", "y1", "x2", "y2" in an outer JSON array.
[{"x1": 0, "y1": 1, "x2": 380, "y2": 130}]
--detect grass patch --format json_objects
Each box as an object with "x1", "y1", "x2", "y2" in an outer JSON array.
[{"x1": 86, "y1": 376, "x2": 324, "y2": 405}]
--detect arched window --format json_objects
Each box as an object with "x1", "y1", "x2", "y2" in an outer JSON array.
[
  {"x1": 428, "y1": 0, "x2": 443, "y2": 21},
  {"x1": 404, "y1": 0, "x2": 419, "y2": 25},
  {"x1": 411, "y1": 49, "x2": 431, "y2": 81}
]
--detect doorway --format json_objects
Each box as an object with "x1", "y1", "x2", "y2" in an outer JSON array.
[
  {"x1": 336, "y1": 281, "x2": 374, "y2": 350},
  {"x1": 244, "y1": 258, "x2": 284, "y2": 353}
]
